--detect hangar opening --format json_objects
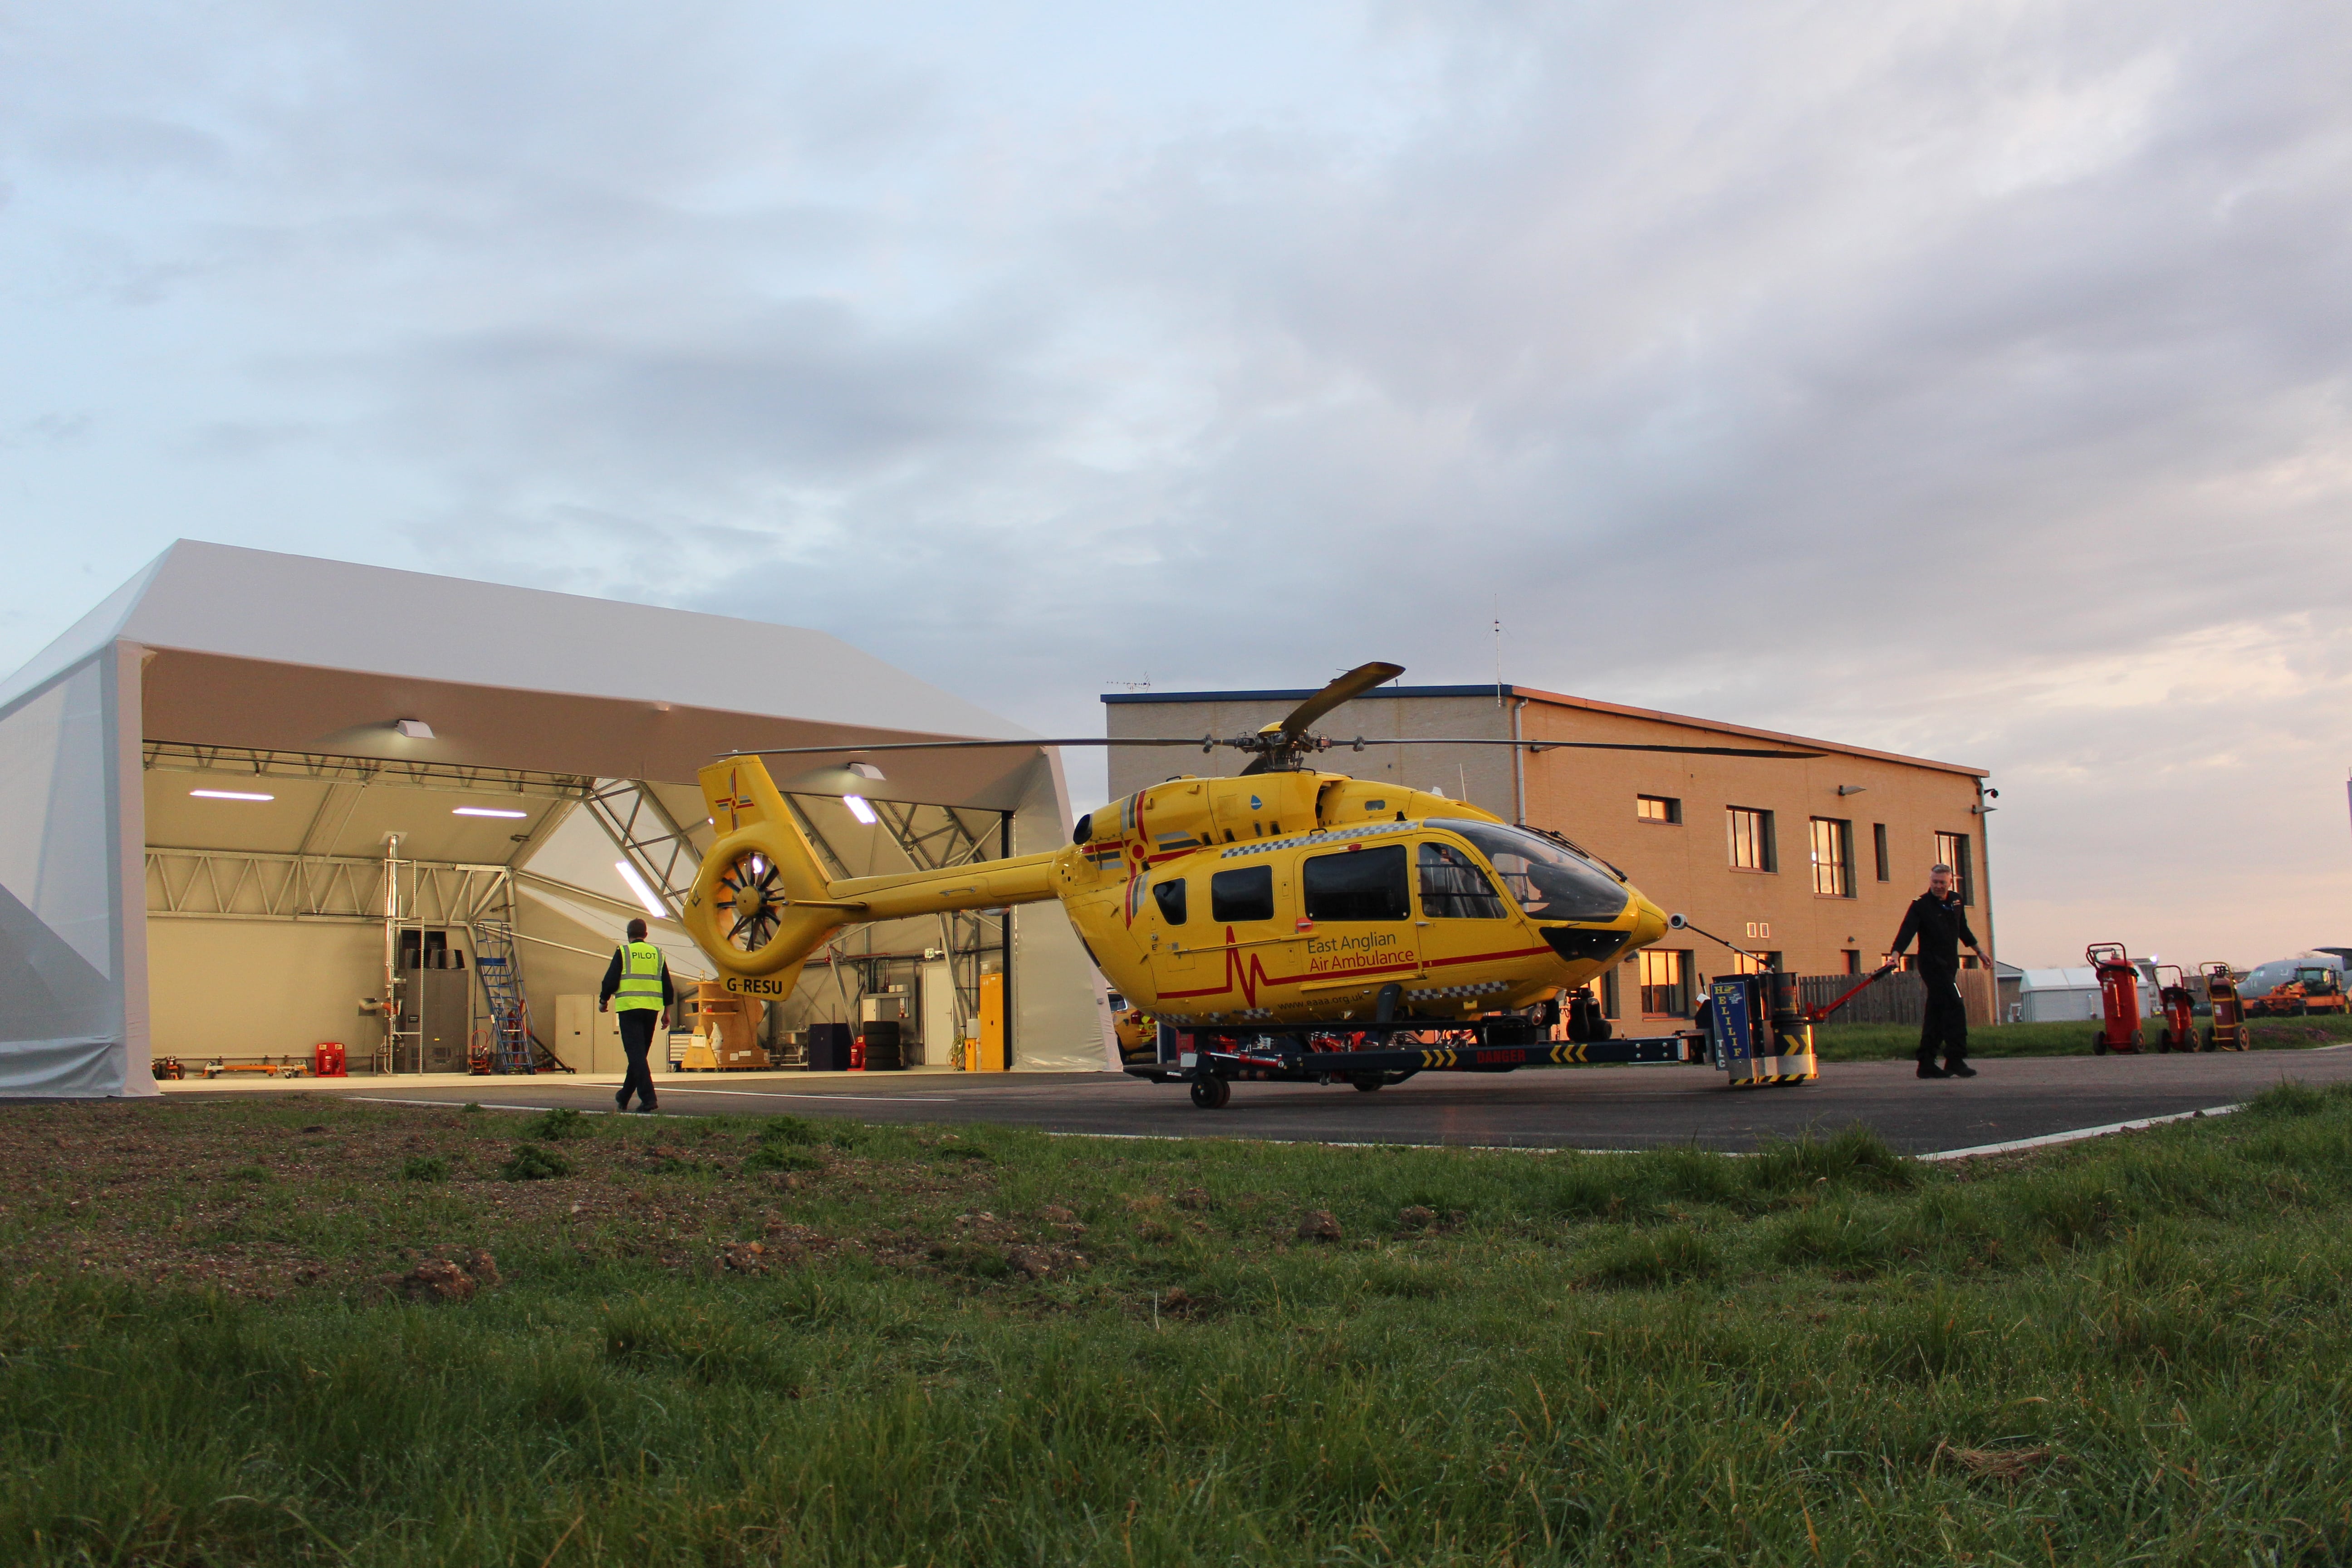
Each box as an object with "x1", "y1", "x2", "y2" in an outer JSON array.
[{"x1": 0, "y1": 542, "x2": 1105, "y2": 1096}]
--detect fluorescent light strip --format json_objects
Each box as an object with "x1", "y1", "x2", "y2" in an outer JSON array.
[
  {"x1": 843, "y1": 794, "x2": 879, "y2": 825},
  {"x1": 191, "y1": 789, "x2": 274, "y2": 802},
  {"x1": 454, "y1": 806, "x2": 529, "y2": 819},
  {"x1": 614, "y1": 860, "x2": 667, "y2": 919}
]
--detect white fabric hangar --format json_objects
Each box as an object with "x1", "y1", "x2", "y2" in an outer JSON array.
[{"x1": 0, "y1": 542, "x2": 1107, "y2": 1096}]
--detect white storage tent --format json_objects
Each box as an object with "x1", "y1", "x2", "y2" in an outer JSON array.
[
  {"x1": 0, "y1": 541, "x2": 1109, "y2": 1096},
  {"x1": 2016, "y1": 967, "x2": 2104, "y2": 1023}
]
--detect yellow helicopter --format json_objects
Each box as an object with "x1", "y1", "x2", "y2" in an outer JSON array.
[{"x1": 681, "y1": 663, "x2": 1826, "y2": 1107}]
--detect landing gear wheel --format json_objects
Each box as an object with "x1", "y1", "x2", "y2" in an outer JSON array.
[
  {"x1": 2093, "y1": 1033, "x2": 2109, "y2": 1056},
  {"x1": 1352, "y1": 1077, "x2": 1383, "y2": 1092},
  {"x1": 2200, "y1": 1027, "x2": 2215, "y2": 1052},
  {"x1": 2158, "y1": 1031, "x2": 2175, "y2": 1053},
  {"x1": 1189, "y1": 1076, "x2": 1231, "y2": 1110}
]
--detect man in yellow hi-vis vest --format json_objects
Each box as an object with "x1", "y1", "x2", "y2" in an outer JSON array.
[{"x1": 599, "y1": 917, "x2": 674, "y2": 1113}]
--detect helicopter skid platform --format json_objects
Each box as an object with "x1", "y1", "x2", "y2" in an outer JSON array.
[
  {"x1": 1124, "y1": 1031, "x2": 1707, "y2": 1096},
  {"x1": 1140, "y1": 1034, "x2": 1695, "y2": 1080}
]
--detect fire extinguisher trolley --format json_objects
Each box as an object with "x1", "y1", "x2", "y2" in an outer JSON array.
[
  {"x1": 2200, "y1": 962, "x2": 2248, "y2": 1052},
  {"x1": 2086, "y1": 942, "x2": 2146, "y2": 1055},
  {"x1": 2152, "y1": 964, "x2": 2198, "y2": 1053}
]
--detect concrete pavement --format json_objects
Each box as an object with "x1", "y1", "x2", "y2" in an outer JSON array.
[{"x1": 160, "y1": 1046, "x2": 2352, "y2": 1155}]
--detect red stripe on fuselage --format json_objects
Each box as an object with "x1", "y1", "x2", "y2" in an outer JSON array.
[{"x1": 1155, "y1": 935, "x2": 1564, "y2": 1006}]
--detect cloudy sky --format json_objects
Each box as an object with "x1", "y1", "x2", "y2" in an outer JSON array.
[{"x1": 4, "y1": 0, "x2": 2347, "y2": 966}]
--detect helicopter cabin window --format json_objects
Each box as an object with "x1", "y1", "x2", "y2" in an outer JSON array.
[
  {"x1": 1726, "y1": 807, "x2": 1776, "y2": 872},
  {"x1": 1416, "y1": 841, "x2": 1509, "y2": 918},
  {"x1": 1150, "y1": 878, "x2": 1187, "y2": 926},
  {"x1": 1639, "y1": 949, "x2": 1691, "y2": 1017},
  {"x1": 1209, "y1": 865, "x2": 1275, "y2": 924},
  {"x1": 1442, "y1": 821, "x2": 1630, "y2": 921},
  {"x1": 1636, "y1": 794, "x2": 1681, "y2": 824},
  {"x1": 1302, "y1": 844, "x2": 1409, "y2": 921}
]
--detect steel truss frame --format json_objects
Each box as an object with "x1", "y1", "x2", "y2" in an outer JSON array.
[
  {"x1": 783, "y1": 794, "x2": 1014, "y2": 1051},
  {"x1": 146, "y1": 847, "x2": 513, "y2": 926},
  {"x1": 580, "y1": 778, "x2": 701, "y2": 920},
  {"x1": 142, "y1": 740, "x2": 593, "y2": 801}
]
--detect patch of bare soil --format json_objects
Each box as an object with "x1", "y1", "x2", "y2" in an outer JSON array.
[{"x1": 0, "y1": 1098, "x2": 1009, "y2": 1302}]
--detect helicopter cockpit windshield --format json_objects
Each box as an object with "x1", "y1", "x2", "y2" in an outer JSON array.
[{"x1": 1443, "y1": 821, "x2": 1630, "y2": 923}]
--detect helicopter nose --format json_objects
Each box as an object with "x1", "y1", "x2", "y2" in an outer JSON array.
[{"x1": 1625, "y1": 892, "x2": 1668, "y2": 951}]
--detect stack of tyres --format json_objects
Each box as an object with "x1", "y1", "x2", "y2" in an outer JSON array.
[{"x1": 860, "y1": 1020, "x2": 904, "y2": 1071}]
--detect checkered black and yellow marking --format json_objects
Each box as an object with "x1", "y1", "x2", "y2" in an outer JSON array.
[
  {"x1": 1217, "y1": 821, "x2": 1419, "y2": 860},
  {"x1": 1726, "y1": 1052, "x2": 1818, "y2": 1087},
  {"x1": 1406, "y1": 979, "x2": 1512, "y2": 1002}
]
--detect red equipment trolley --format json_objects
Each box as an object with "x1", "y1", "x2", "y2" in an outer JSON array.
[{"x1": 2086, "y1": 942, "x2": 2146, "y2": 1055}]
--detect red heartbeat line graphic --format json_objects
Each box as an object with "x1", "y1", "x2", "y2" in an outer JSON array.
[{"x1": 1160, "y1": 927, "x2": 1422, "y2": 1007}]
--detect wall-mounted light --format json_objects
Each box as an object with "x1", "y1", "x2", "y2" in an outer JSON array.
[
  {"x1": 1837, "y1": 784, "x2": 1868, "y2": 796},
  {"x1": 847, "y1": 761, "x2": 885, "y2": 781},
  {"x1": 454, "y1": 806, "x2": 529, "y2": 819},
  {"x1": 613, "y1": 860, "x2": 666, "y2": 919},
  {"x1": 843, "y1": 795, "x2": 880, "y2": 825},
  {"x1": 394, "y1": 718, "x2": 434, "y2": 739},
  {"x1": 191, "y1": 789, "x2": 274, "y2": 802}
]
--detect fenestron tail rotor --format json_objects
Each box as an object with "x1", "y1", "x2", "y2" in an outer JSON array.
[{"x1": 711, "y1": 849, "x2": 786, "y2": 957}]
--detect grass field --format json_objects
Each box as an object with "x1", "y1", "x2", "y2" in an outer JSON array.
[
  {"x1": 1812, "y1": 1010, "x2": 2352, "y2": 1061},
  {"x1": 7, "y1": 1084, "x2": 2352, "y2": 1565}
]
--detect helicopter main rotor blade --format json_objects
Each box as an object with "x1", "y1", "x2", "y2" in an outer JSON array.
[
  {"x1": 1264, "y1": 661, "x2": 1406, "y2": 741},
  {"x1": 1348, "y1": 738, "x2": 1823, "y2": 759},
  {"x1": 719, "y1": 737, "x2": 1215, "y2": 759}
]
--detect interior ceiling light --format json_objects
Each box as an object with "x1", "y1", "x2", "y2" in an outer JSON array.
[
  {"x1": 191, "y1": 789, "x2": 274, "y2": 802},
  {"x1": 613, "y1": 860, "x2": 666, "y2": 919},
  {"x1": 394, "y1": 718, "x2": 434, "y2": 739},
  {"x1": 453, "y1": 806, "x2": 529, "y2": 819},
  {"x1": 843, "y1": 794, "x2": 880, "y2": 826}
]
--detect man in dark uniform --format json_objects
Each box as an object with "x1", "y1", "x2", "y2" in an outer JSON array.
[
  {"x1": 1886, "y1": 864, "x2": 1987, "y2": 1079},
  {"x1": 599, "y1": 917, "x2": 673, "y2": 1113}
]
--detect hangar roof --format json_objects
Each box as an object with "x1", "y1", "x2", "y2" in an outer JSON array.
[{"x1": 3, "y1": 542, "x2": 1044, "y2": 804}]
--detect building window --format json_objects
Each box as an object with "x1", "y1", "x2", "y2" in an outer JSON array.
[
  {"x1": 1640, "y1": 949, "x2": 1691, "y2": 1016},
  {"x1": 1636, "y1": 794, "x2": 1681, "y2": 824},
  {"x1": 1873, "y1": 823, "x2": 1890, "y2": 882},
  {"x1": 1810, "y1": 817, "x2": 1853, "y2": 897},
  {"x1": 1935, "y1": 831, "x2": 1974, "y2": 906},
  {"x1": 1726, "y1": 807, "x2": 1776, "y2": 872},
  {"x1": 1601, "y1": 965, "x2": 1621, "y2": 1018},
  {"x1": 1842, "y1": 949, "x2": 1862, "y2": 974},
  {"x1": 1730, "y1": 951, "x2": 1783, "y2": 975}
]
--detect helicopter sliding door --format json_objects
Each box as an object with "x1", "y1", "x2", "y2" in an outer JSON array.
[{"x1": 1296, "y1": 844, "x2": 1420, "y2": 1000}]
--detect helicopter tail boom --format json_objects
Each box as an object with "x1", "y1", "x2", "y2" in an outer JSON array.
[{"x1": 683, "y1": 756, "x2": 1060, "y2": 993}]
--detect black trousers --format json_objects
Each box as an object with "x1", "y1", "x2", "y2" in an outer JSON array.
[
  {"x1": 617, "y1": 1009, "x2": 660, "y2": 1107},
  {"x1": 1918, "y1": 976, "x2": 1969, "y2": 1066}
]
